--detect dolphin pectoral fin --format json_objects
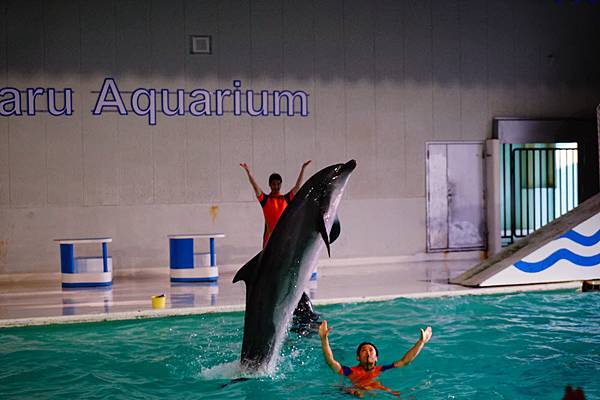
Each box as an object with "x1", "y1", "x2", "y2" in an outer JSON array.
[
  {"x1": 329, "y1": 216, "x2": 341, "y2": 244},
  {"x1": 318, "y1": 216, "x2": 331, "y2": 257},
  {"x1": 233, "y1": 252, "x2": 262, "y2": 284}
]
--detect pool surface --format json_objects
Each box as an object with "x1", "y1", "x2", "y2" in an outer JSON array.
[{"x1": 1, "y1": 290, "x2": 598, "y2": 399}]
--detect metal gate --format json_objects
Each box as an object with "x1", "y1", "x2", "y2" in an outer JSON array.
[{"x1": 501, "y1": 144, "x2": 579, "y2": 245}]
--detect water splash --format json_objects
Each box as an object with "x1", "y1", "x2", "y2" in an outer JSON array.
[{"x1": 199, "y1": 360, "x2": 286, "y2": 381}]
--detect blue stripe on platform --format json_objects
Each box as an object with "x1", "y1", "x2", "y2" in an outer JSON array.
[
  {"x1": 560, "y1": 228, "x2": 600, "y2": 247},
  {"x1": 62, "y1": 282, "x2": 113, "y2": 288},
  {"x1": 515, "y1": 249, "x2": 600, "y2": 273},
  {"x1": 170, "y1": 277, "x2": 219, "y2": 282}
]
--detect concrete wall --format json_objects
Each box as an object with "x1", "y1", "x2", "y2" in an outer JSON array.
[{"x1": 1, "y1": 0, "x2": 600, "y2": 273}]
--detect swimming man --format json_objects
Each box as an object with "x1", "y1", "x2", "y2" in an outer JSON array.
[{"x1": 319, "y1": 319, "x2": 432, "y2": 396}]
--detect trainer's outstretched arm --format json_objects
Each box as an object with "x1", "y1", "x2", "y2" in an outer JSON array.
[
  {"x1": 319, "y1": 320, "x2": 342, "y2": 373},
  {"x1": 240, "y1": 163, "x2": 263, "y2": 198},
  {"x1": 393, "y1": 326, "x2": 432, "y2": 368},
  {"x1": 291, "y1": 160, "x2": 311, "y2": 195}
]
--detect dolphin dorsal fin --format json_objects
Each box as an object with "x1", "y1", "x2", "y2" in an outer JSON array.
[
  {"x1": 318, "y1": 216, "x2": 331, "y2": 257},
  {"x1": 330, "y1": 216, "x2": 341, "y2": 244},
  {"x1": 232, "y1": 252, "x2": 262, "y2": 284}
]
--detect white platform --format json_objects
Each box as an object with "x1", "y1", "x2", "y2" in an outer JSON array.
[{"x1": 62, "y1": 257, "x2": 113, "y2": 287}]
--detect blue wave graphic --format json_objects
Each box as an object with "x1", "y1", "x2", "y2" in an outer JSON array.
[
  {"x1": 515, "y1": 249, "x2": 600, "y2": 273},
  {"x1": 560, "y1": 228, "x2": 600, "y2": 246}
]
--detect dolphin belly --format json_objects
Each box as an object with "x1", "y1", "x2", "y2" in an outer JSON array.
[{"x1": 239, "y1": 248, "x2": 318, "y2": 368}]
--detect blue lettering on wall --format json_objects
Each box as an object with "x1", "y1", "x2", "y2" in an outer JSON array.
[
  {"x1": 1, "y1": 79, "x2": 310, "y2": 125},
  {"x1": 92, "y1": 78, "x2": 128, "y2": 116},
  {"x1": 0, "y1": 87, "x2": 22, "y2": 116},
  {"x1": 0, "y1": 87, "x2": 74, "y2": 116},
  {"x1": 47, "y1": 88, "x2": 73, "y2": 116},
  {"x1": 131, "y1": 88, "x2": 157, "y2": 125},
  {"x1": 189, "y1": 89, "x2": 212, "y2": 116}
]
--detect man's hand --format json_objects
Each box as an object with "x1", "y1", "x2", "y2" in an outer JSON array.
[
  {"x1": 319, "y1": 319, "x2": 331, "y2": 339},
  {"x1": 301, "y1": 160, "x2": 312, "y2": 169},
  {"x1": 240, "y1": 162, "x2": 250, "y2": 172},
  {"x1": 420, "y1": 326, "x2": 432, "y2": 344}
]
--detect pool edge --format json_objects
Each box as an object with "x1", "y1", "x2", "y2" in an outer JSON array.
[{"x1": 0, "y1": 281, "x2": 581, "y2": 328}]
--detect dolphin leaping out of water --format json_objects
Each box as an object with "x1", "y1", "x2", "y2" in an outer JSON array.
[{"x1": 233, "y1": 160, "x2": 356, "y2": 372}]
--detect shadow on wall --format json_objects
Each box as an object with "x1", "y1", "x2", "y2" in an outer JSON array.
[{"x1": 2, "y1": 0, "x2": 600, "y2": 87}]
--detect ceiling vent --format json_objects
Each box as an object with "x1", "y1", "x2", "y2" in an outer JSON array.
[{"x1": 190, "y1": 35, "x2": 212, "y2": 55}]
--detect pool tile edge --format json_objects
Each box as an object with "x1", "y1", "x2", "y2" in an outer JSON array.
[{"x1": 0, "y1": 281, "x2": 581, "y2": 328}]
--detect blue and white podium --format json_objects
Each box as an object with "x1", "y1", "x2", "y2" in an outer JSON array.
[
  {"x1": 55, "y1": 237, "x2": 113, "y2": 288},
  {"x1": 168, "y1": 233, "x2": 225, "y2": 282}
]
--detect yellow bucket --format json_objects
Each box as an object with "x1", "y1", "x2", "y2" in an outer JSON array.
[{"x1": 151, "y1": 294, "x2": 166, "y2": 309}]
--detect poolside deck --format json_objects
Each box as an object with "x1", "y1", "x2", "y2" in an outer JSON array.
[{"x1": 0, "y1": 255, "x2": 580, "y2": 328}]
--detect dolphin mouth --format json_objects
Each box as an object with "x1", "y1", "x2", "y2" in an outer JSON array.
[{"x1": 343, "y1": 159, "x2": 357, "y2": 172}]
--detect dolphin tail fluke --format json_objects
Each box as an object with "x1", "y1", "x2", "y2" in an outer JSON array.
[
  {"x1": 293, "y1": 292, "x2": 320, "y2": 321},
  {"x1": 291, "y1": 292, "x2": 321, "y2": 336},
  {"x1": 233, "y1": 252, "x2": 262, "y2": 284},
  {"x1": 219, "y1": 377, "x2": 250, "y2": 389}
]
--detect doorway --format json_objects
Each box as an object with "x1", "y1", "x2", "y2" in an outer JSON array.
[
  {"x1": 501, "y1": 143, "x2": 579, "y2": 246},
  {"x1": 426, "y1": 141, "x2": 486, "y2": 252},
  {"x1": 494, "y1": 118, "x2": 599, "y2": 247}
]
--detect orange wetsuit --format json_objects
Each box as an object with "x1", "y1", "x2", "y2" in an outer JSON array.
[
  {"x1": 339, "y1": 364, "x2": 398, "y2": 394},
  {"x1": 258, "y1": 191, "x2": 293, "y2": 247}
]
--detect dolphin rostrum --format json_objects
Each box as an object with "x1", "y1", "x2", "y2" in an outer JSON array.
[{"x1": 233, "y1": 160, "x2": 356, "y2": 372}]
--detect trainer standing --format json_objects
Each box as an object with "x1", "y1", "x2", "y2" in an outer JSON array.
[{"x1": 240, "y1": 160, "x2": 311, "y2": 247}]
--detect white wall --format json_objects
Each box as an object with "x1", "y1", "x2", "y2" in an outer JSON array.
[{"x1": 1, "y1": 0, "x2": 599, "y2": 273}]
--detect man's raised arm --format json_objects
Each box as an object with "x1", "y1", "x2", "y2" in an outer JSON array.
[
  {"x1": 392, "y1": 326, "x2": 432, "y2": 369},
  {"x1": 291, "y1": 160, "x2": 311, "y2": 195},
  {"x1": 319, "y1": 320, "x2": 342, "y2": 373},
  {"x1": 240, "y1": 163, "x2": 263, "y2": 198}
]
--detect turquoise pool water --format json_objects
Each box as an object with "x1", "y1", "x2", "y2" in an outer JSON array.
[{"x1": 1, "y1": 290, "x2": 598, "y2": 399}]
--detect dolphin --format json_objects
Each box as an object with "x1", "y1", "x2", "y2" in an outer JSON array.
[{"x1": 233, "y1": 159, "x2": 356, "y2": 372}]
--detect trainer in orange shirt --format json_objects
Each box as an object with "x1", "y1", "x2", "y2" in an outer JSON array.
[
  {"x1": 240, "y1": 160, "x2": 311, "y2": 247},
  {"x1": 319, "y1": 320, "x2": 432, "y2": 397}
]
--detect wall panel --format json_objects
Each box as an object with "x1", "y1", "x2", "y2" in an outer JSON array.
[
  {"x1": 432, "y1": 0, "x2": 460, "y2": 141},
  {"x1": 313, "y1": 0, "x2": 346, "y2": 170},
  {"x1": 487, "y1": 0, "x2": 515, "y2": 117},
  {"x1": 374, "y1": 0, "x2": 405, "y2": 198},
  {"x1": 283, "y1": 0, "x2": 315, "y2": 184},
  {"x1": 344, "y1": 0, "x2": 376, "y2": 199},
  {"x1": 250, "y1": 0, "x2": 285, "y2": 193},
  {"x1": 403, "y1": 0, "x2": 433, "y2": 198},
  {"x1": 8, "y1": 117, "x2": 46, "y2": 207},
  {"x1": 184, "y1": 0, "x2": 221, "y2": 203},
  {"x1": 1, "y1": 0, "x2": 599, "y2": 273},
  {"x1": 512, "y1": 1, "x2": 542, "y2": 116},
  {"x1": 7, "y1": 1, "x2": 46, "y2": 207},
  {"x1": 45, "y1": 0, "x2": 83, "y2": 206},
  {"x1": 115, "y1": 1, "x2": 153, "y2": 205},
  {"x1": 0, "y1": 0, "x2": 9, "y2": 206},
  {"x1": 460, "y1": 0, "x2": 488, "y2": 140},
  {"x1": 218, "y1": 0, "x2": 252, "y2": 202},
  {"x1": 151, "y1": 0, "x2": 187, "y2": 204},
  {"x1": 81, "y1": 1, "x2": 119, "y2": 206}
]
